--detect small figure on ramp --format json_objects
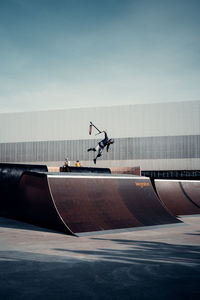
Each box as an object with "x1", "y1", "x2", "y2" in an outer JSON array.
[
  {"x1": 64, "y1": 157, "x2": 70, "y2": 167},
  {"x1": 75, "y1": 160, "x2": 81, "y2": 167},
  {"x1": 88, "y1": 122, "x2": 114, "y2": 164},
  {"x1": 61, "y1": 157, "x2": 70, "y2": 171}
]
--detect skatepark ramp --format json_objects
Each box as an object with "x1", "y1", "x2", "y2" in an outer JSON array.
[
  {"x1": 154, "y1": 179, "x2": 200, "y2": 216},
  {"x1": 0, "y1": 163, "x2": 48, "y2": 217},
  {"x1": 60, "y1": 166, "x2": 111, "y2": 174},
  {"x1": 17, "y1": 172, "x2": 180, "y2": 235},
  {"x1": 0, "y1": 164, "x2": 182, "y2": 235}
]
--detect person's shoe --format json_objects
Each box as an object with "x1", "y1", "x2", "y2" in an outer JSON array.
[{"x1": 93, "y1": 158, "x2": 96, "y2": 164}]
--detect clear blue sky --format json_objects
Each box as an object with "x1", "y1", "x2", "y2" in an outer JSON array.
[{"x1": 0, "y1": 0, "x2": 200, "y2": 112}]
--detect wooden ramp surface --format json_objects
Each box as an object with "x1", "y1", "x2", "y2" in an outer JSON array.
[
  {"x1": 18, "y1": 173, "x2": 180, "y2": 235},
  {"x1": 154, "y1": 179, "x2": 200, "y2": 216}
]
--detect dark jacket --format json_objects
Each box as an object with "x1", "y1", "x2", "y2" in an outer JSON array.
[{"x1": 99, "y1": 132, "x2": 109, "y2": 149}]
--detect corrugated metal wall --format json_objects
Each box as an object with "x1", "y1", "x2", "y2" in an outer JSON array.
[
  {"x1": 0, "y1": 101, "x2": 200, "y2": 170},
  {"x1": 0, "y1": 135, "x2": 199, "y2": 162}
]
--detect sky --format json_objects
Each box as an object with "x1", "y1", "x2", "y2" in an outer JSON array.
[{"x1": 0, "y1": 0, "x2": 200, "y2": 113}]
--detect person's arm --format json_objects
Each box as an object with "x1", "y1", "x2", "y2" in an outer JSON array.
[
  {"x1": 103, "y1": 130, "x2": 108, "y2": 140},
  {"x1": 106, "y1": 144, "x2": 110, "y2": 152},
  {"x1": 103, "y1": 130, "x2": 108, "y2": 142}
]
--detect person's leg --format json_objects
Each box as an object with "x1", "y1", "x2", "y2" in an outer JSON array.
[
  {"x1": 88, "y1": 143, "x2": 100, "y2": 152},
  {"x1": 87, "y1": 147, "x2": 96, "y2": 152},
  {"x1": 94, "y1": 147, "x2": 102, "y2": 164}
]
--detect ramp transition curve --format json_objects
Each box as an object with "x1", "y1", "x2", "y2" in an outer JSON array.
[
  {"x1": 0, "y1": 163, "x2": 48, "y2": 217},
  {"x1": 154, "y1": 179, "x2": 200, "y2": 216},
  {"x1": 18, "y1": 172, "x2": 180, "y2": 235}
]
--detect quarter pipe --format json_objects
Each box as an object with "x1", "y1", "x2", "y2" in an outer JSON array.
[
  {"x1": 18, "y1": 172, "x2": 180, "y2": 235},
  {"x1": 0, "y1": 163, "x2": 48, "y2": 217},
  {"x1": 154, "y1": 179, "x2": 200, "y2": 216}
]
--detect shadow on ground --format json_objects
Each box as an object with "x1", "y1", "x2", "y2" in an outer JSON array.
[
  {"x1": 1, "y1": 239, "x2": 200, "y2": 300},
  {"x1": 0, "y1": 216, "x2": 62, "y2": 234}
]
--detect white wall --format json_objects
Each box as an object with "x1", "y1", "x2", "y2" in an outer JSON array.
[{"x1": 0, "y1": 100, "x2": 199, "y2": 143}]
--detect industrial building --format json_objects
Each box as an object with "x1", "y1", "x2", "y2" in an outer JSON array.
[{"x1": 0, "y1": 100, "x2": 199, "y2": 176}]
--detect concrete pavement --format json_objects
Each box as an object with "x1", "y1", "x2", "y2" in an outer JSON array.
[{"x1": 0, "y1": 215, "x2": 200, "y2": 299}]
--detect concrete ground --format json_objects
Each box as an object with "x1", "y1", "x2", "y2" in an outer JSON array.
[{"x1": 0, "y1": 216, "x2": 200, "y2": 300}]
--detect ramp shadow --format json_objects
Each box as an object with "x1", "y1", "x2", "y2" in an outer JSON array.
[
  {"x1": 0, "y1": 217, "x2": 63, "y2": 235},
  {"x1": 1, "y1": 241, "x2": 200, "y2": 300}
]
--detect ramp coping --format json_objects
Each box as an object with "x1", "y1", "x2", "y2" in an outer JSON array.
[
  {"x1": 155, "y1": 179, "x2": 200, "y2": 183},
  {"x1": 47, "y1": 174, "x2": 148, "y2": 180}
]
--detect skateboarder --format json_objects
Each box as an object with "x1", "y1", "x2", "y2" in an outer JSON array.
[{"x1": 87, "y1": 130, "x2": 114, "y2": 164}]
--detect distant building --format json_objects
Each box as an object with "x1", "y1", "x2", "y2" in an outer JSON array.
[{"x1": 0, "y1": 100, "x2": 199, "y2": 172}]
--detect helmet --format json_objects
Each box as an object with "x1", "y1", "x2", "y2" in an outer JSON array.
[{"x1": 109, "y1": 138, "x2": 114, "y2": 144}]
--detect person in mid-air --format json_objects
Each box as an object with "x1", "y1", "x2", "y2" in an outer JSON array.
[{"x1": 87, "y1": 130, "x2": 114, "y2": 164}]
